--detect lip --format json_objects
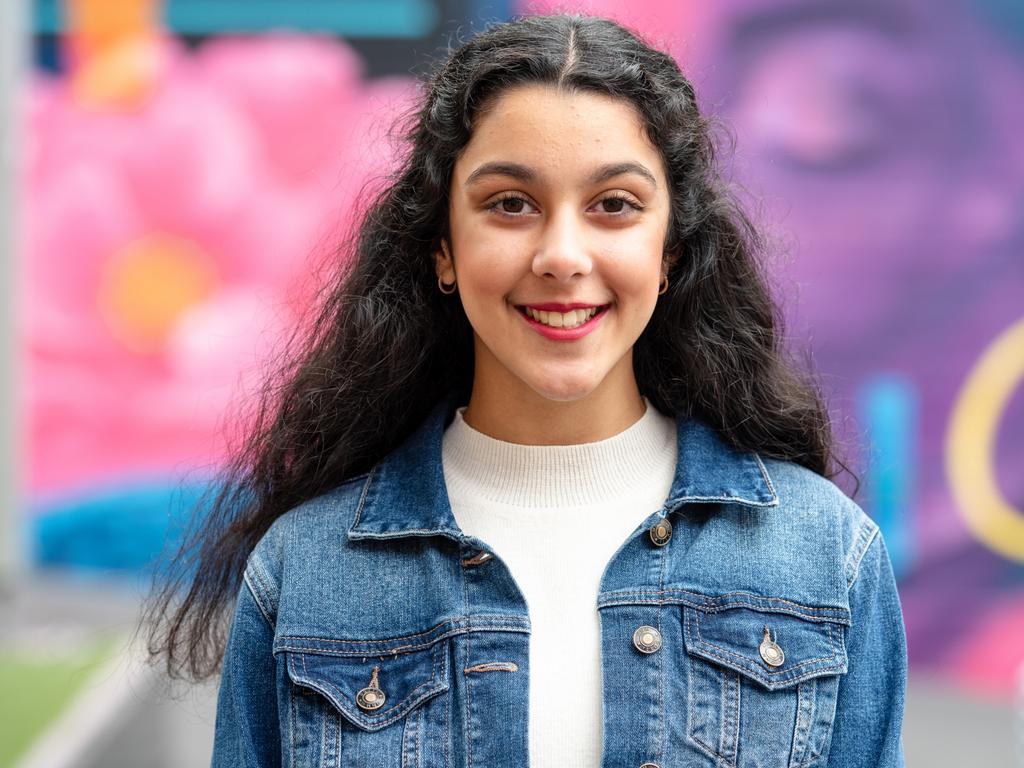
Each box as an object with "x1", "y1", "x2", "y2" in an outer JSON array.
[{"x1": 515, "y1": 303, "x2": 609, "y2": 341}]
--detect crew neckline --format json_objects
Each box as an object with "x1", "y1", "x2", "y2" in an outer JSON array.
[{"x1": 441, "y1": 399, "x2": 677, "y2": 507}]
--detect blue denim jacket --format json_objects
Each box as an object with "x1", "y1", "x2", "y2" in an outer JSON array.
[{"x1": 213, "y1": 397, "x2": 907, "y2": 767}]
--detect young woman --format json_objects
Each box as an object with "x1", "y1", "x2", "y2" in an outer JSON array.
[{"x1": 149, "y1": 13, "x2": 907, "y2": 768}]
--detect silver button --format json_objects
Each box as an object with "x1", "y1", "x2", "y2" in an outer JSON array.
[
  {"x1": 632, "y1": 625, "x2": 663, "y2": 654},
  {"x1": 759, "y1": 625, "x2": 785, "y2": 668},
  {"x1": 356, "y1": 666, "x2": 386, "y2": 711},
  {"x1": 649, "y1": 517, "x2": 672, "y2": 547},
  {"x1": 640, "y1": 763, "x2": 661, "y2": 768}
]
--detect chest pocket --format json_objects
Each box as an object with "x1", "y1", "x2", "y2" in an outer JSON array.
[
  {"x1": 682, "y1": 605, "x2": 848, "y2": 768},
  {"x1": 282, "y1": 635, "x2": 450, "y2": 768}
]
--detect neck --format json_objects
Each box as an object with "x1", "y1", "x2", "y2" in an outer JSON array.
[{"x1": 462, "y1": 369, "x2": 646, "y2": 446}]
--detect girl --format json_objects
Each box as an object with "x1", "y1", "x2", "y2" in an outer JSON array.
[{"x1": 150, "y1": 13, "x2": 907, "y2": 768}]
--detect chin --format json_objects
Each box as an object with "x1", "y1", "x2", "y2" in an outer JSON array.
[{"x1": 527, "y1": 374, "x2": 600, "y2": 403}]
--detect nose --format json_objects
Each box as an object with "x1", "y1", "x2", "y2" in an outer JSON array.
[{"x1": 531, "y1": 207, "x2": 593, "y2": 283}]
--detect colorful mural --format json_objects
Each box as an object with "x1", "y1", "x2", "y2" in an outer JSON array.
[
  {"x1": 24, "y1": 0, "x2": 1024, "y2": 697},
  {"x1": 521, "y1": 0, "x2": 1024, "y2": 695},
  {"x1": 26, "y1": 0, "x2": 417, "y2": 568}
]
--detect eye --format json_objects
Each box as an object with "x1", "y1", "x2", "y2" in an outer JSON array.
[
  {"x1": 592, "y1": 193, "x2": 644, "y2": 215},
  {"x1": 486, "y1": 193, "x2": 538, "y2": 217}
]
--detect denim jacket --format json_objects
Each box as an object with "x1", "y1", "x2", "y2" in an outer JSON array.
[{"x1": 212, "y1": 397, "x2": 907, "y2": 768}]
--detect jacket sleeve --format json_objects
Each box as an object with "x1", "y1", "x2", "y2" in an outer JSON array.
[
  {"x1": 211, "y1": 569, "x2": 282, "y2": 768},
  {"x1": 826, "y1": 528, "x2": 908, "y2": 767}
]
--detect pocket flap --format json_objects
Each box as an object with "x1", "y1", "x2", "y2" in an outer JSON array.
[
  {"x1": 284, "y1": 639, "x2": 449, "y2": 731},
  {"x1": 683, "y1": 606, "x2": 847, "y2": 691}
]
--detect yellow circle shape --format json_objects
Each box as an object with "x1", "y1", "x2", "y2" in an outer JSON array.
[
  {"x1": 946, "y1": 317, "x2": 1024, "y2": 561},
  {"x1": 98, "y1": 233, "x2": 218, "y2": 354}
]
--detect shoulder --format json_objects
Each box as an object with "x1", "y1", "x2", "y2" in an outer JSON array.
[
  {"x1": 242, "y1": 473, "x2": 372, "y2": 623},
  {"x1": 673, "y1": 453, "x2": 879, "y2": 614},
  {"x1": 761, "y1": 456, "x2": 880, "y2": 589},
  {"x1": 758, "y1": 457, "x2": 880, "y2": 589}
]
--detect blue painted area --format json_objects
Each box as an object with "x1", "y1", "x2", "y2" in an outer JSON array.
[
  {"x1": 859, "y1": 375, "x2": 917, "y2": 580},
  {"x1": 31, "y1": 479, "x2": 215, "y2": 578},
  {"x1": 32, "y1": 34, "x2": 62, "y2": 72},
  {"x1": 978, "y1": 0, "x2": 1024, "y2": 53},
  {"x1": 468, "y1": 0, "x2": 514, "y2": 30},
  {"x1": 33, "y1": 0, "x2": 438, "y2": 37}
]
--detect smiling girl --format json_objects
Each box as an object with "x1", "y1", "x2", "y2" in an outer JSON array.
[{"x1": 150, "y1": 13, "x2": 907, "y2": 768}]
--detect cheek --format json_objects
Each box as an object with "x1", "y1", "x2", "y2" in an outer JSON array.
[
  {"x1": 459, "y1": 256, "x2": 518, "y2": 303},
  {"x1": 604, "y1": 247, "x2": 663, "y2": 301}
]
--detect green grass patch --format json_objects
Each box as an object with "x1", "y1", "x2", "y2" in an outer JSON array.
[{"x1": 0, "y1": 636, "x2": 120, "y2": 766}]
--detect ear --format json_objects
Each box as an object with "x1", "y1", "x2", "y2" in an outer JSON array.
[
  {"x1": 434, "y1": 239, "x2": 456, "y2": 283},
  {"x1": 662, "y1": 247, "x2": 681, "y2": 278}
]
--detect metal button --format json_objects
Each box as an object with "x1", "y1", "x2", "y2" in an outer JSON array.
[
  {"x1": 356, "y1": 666, "x2": 386, "y2": 711},
  {"x1": 640, "y1": 763, "x2": 661, "y2": 768},
  {"x1": 759, "y1": 625, "x2": 785, "y2": 668},
  {"x1": 648, "y1": 517, "x2": 672, "y2": 547},
  {"x1": 632, "y1": 625, "x2": 663, "y2": 654}
]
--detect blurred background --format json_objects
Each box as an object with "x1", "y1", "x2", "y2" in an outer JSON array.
[{"x1": 1, "y1": 0, "x2": 1022, "y2": 765}]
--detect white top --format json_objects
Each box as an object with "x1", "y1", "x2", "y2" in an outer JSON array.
[{"x1": 441, "y1": 399, "x2": 678, "y2": 767}]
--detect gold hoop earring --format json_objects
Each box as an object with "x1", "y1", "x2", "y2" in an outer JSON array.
[
  {"x1": 658, "y1": 275, "x2": 669, "y2": 295},
  {"x1": 437, "y1": 239, "x2": 457, "y2": 294}
]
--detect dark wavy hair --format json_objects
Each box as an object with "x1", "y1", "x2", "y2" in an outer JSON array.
[{"x1": 147, "y1": 13, "x2": 848, "y2": 680}]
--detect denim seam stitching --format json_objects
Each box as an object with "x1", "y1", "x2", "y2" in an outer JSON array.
[
  {"x1": 844, "y1": 520, "x2": 879, "y2": 589},
  {"x1": 601, "y1": 590, "x2": 848, "y2": 622},
  {"x1": 792, "y1": 678, "x2": 814, "y2": 768},
  {"x1": 754, "y1": 453, "x2": 779, "y2": 502},
  {"x1": 281, "y1": 616, "x2": 529, "y2": 643},
  {"x1": 348, "y1": 468, "x2": 377, "y2": 532},
  {"x1": 242, "y1": 567, "x2": 275, "y2": 629},
  {"x1": 686, "y1": 653, "x2": 719, "y2": 761},
  {"x1": 401, "y1": 709, "x2": 411, "y2": 768},
  {"x1": 658, "y1": 541, "x2": 668, "y2": 764},
  {"x1": 725, "y1": 668, "x2": 740, "y2": 765},
  {"x1": 276, "y1": 622, "x2": 530, "y2": 656},
  {"x1": 666, "y1": 493, "x2": 778, "y2": 509},
  {"x1": 288, "y1": 684, "x2": 298, "y2": 768},
  {"x1": 333, "y1": 705, "x2": 341, "y2": 768},
  {"x1": 416, "y1": 704, "x2": 424, "y2": 768},
  {"x1": 462, "y1": 543, "x2": 473, "y2": 768},
  {"x1": 319, "y1": 678, "x2": 332, "y2": 768},
  {"x1": 349, "y1": 528, "x2": 463, "y2": 539},
  {"x1": 243, "y1": 548, "x2": 276, "y2": 609},
  {"x1": 464, "y1": 624, "x2": 474, "y2": 768}
]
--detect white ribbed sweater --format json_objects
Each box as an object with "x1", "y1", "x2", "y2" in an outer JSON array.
[{"x1": 441, "y1": 400, "x2": 678, "y2": 767}]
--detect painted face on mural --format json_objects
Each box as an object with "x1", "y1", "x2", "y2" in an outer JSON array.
[{"x1": 692, "y1": 0, "x2": 1020, "y2": 342}]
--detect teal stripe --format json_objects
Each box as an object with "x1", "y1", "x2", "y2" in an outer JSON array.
[
  {"x1": 859, "y1": 375, "x2": 916, "y2": 580},
  {"x1": 34, "y1": 0, "x2": 437, "y2": 37}
]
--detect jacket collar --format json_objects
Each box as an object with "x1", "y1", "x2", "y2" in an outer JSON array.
[{"x1": 348, "y1": 395, "x2": 778, "y2": 542}]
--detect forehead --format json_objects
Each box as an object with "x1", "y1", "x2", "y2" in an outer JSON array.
[{"x1": 453, "y1": 84, "x2": 665, "y2": 183}]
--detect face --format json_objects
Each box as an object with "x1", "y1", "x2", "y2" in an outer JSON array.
[{"x1": 437, "y1": 84, "x2": 673, "y2": 406}]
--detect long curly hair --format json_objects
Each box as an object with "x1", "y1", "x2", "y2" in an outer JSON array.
[{"x1": 147, "y1": 13, "x2": 848, "y2": 680}]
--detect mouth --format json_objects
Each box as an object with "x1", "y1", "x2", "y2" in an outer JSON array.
[{"x1": 513, "y1": 303, "x2": 611, "y2": 330}]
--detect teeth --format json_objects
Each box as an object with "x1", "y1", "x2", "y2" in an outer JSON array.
[{"x1": 524, "y1": 306, "x2": 600, "y2": 329}]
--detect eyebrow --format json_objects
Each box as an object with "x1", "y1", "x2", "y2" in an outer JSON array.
[{"x1": 464, "y1": 160, "x2": 659, "y2": 189}]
